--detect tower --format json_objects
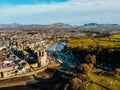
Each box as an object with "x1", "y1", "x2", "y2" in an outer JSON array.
[{"x1": 37, "y1": 49, "x2": 49, "y2": 67}]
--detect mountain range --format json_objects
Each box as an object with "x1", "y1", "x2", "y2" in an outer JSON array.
[{"x1": 0, "y1": 22, "x2": 120, "y2": 30}]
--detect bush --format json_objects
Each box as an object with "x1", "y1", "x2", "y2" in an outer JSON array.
[{"x1": 114, "y1": 68, "x2": 120, "y2": 75}]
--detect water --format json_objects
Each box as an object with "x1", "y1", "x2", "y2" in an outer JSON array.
[
  {"x1": 48, "y1": 40, "x2": 77, "y2": 70},
  {"x1": 48, "y1": 40, "x2": 66, "y2": 52}
]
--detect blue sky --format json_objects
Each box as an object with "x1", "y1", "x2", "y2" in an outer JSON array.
[
  {"x1": 0, "y1": 0, "x2": 68, "y2": 5},
  {"x1": 0, "y1": 0, "x2": 120, "y2": 25}
]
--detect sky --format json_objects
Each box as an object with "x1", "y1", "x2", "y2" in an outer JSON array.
[{"x1": 0, "y1": 0, "x2": 120, "y2": 25}]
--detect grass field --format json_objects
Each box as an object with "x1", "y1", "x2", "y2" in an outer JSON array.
[
  {"x1": 67, "y1": 33, "x2": 120, "y2": 48},
  {"x1": 86, "y1": 72, "x2": 120, "y2": 90}
]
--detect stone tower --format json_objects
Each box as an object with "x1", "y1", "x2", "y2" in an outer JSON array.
[{"x1": 37, "y1": 49, "x2": 49, "y2": 67}]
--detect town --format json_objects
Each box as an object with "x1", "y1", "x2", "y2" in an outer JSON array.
[{"x1": 0, "y1": 28, "x2": 120, "y2": 90}]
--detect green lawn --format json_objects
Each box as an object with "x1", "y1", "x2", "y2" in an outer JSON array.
[
  {"x1": 86, "y1": 73, "x2": 120, "y2": 90},
  {"x1": 67, "y1": 33, "x2": 120, "y2": 48}
]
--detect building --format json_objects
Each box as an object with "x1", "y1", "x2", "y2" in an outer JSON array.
[{"x1": 37, "y1": 49, "x2": 49, "y2": 67}]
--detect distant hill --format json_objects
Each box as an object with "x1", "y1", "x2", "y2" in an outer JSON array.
[
  {"x1": 50, "y1": 22, "x2": 72, "y2": 28},
  {"x1": 84, "y1": 23, "x2": 101, "y2": 27},
  {"x1": 0, "y1": 22, "x2": 73, "y2": 30},
  {"x1": 0, "y1": 22, "x2": 120, "y2": 30},
  {"x1": 81, "y1": 23, "x2": 120, "y2": 30}
]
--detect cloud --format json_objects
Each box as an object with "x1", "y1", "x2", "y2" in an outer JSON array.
[{"x1": 0, "y1": 0, "x2": 120, "y2": 25}]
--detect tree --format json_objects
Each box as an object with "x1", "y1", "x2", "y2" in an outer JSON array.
[
  {"x1": 114, "y1": 68, "x2": 120, "y2": 75},
  {"x1": 85, "y1": 54, "x2": 91, "y2": 64},
  {"x1": 79, "y1": 63, "x2": 90, "y2": 74},
  {"x1": 85, "y1": 54, "x2": 96, "y2": 65},
  {"x1": 91, "y1": 55, "x2": 96, "y2": 65},
  {"x1": 70, "y1": 77, "x2": 85, "y2": 90}
]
